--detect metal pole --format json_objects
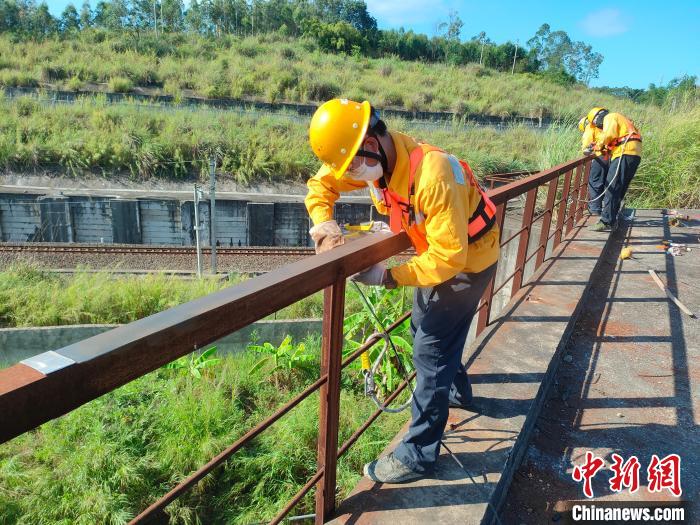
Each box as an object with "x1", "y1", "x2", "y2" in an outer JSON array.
[
  {"x1": 511, "y1": 40, "x2": 518, "y2": 74},
  {"x1": 480, "y1": 41, "x2": 484, "y2": 65},
  {"x1": 209, "y1": 156, "x2": 217, "y2": 275},
  {"x1": 193, "y1": 184, "x2": 202, "y2": 278}
]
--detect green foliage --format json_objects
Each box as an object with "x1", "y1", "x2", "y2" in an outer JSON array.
[
  {"x1": 0, "y1": 341, "x2": 410, "y2": 523},
  {"x1": 248, "y1": 335, "x2": 318, "y2": 387},
  {"x1": 164, "y1": 346, "x2": 221, "y2": 378},
  {"x1": 107, "y1": 75, "x2": 134, "y2": 93},
  {"x1": 344, "y1": 285, "x2": 414, "y2": 393},
  {"x1": 0, "y1": 265, "x2": 229, "y2": 327}
]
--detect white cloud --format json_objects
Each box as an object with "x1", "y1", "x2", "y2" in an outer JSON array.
[
  {"x1": 580, "y1": 8, "x2": 629, "y2": 37},
  {"x1": 365, "y1": 0, "x2": 449, "y2": 29}
]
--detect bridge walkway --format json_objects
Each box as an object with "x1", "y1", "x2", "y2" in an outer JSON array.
[{"x1": 331, "y1": 209, "x2": 698, "y2": 525}]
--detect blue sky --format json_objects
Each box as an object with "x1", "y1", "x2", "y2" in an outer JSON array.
[{"x1": 43, "y1": 0, "x2": 700, "y2": 89}]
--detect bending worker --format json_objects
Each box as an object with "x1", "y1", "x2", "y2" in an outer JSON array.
[
  {"x1": 586, "y1": 107, "x2": 642, "y2": 231},
  {"x1": 578, "y1": 116, "x2": 609, "y2": 216},
  {"x1": 305, "y1": 98, "x2": 500, "y2": 483}
]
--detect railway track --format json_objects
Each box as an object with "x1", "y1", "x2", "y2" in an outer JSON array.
[{"x1": 0, "y1": 243, "x2": 315, "y2": 257}]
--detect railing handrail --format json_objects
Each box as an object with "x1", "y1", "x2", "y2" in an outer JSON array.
[
  {"x1": 488, "y1": 156, "x2": 590, "y2": 205},
  {"x1": 0, "y1": 231, "x2": 411, "y2": 444}
]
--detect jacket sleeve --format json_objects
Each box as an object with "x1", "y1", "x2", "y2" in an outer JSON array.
[
  {"x1": 390, "y1": 155, "x2": 469, "y2": 287},
  {"x1": 596, "y1": 115, "x2": 620, "y2": 150},
  {"x1": 581, "y1": 127, "x2": 593, "y2": 151},
  {"x1": 305, "y1": 166, "x2": 367, "y2": 225}
]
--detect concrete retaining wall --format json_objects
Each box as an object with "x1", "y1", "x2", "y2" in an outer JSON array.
[
  {"x1": 0, "y1": 192, "x2": 376, "y2": 247},
  {"x1": 0, "y1": 319, "x2": 323, "y2": 368}
]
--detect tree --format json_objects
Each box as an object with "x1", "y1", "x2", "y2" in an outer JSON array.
[
  {"x1": 161, "y1": 0, "x2": 184, "y2": 31},
  {"x1": 79, "y1": 0, "x2": 92, "y2": 28},
  {"x1": 438, "y1": 9, "x2": 463, "y2": 64},
  {"x1": 527, "y1": 23, "x2": 604, "y2": 83},
  {"x1": 31, "y1": 2, "x2": 58, "y2": 37},
  {"x1": 59, "y1": 3, "x2": 80, "y2": 32}
]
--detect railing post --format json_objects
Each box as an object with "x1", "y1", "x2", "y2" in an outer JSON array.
[
  {"x1": 553, "y1": 170, "x2": 572, "y2": 249},
  {"x1": 566, "y1": 164, "x2": 583, "y2": 234},
  {"x1": 575, "y1": 160, "x2": 591, "y2": 223},
  {"x1": 316, "y1": 277, "x2": 346, "y2": 524},
  {"x1": 535, "y1": 178, "x2": 559, "y2": 267},
  {"x1": 511, "y1": 187, "x2": 537, "y2": 298},
  {"x1": 477, "y1": 202, "x2": 506, "y2": 333}
]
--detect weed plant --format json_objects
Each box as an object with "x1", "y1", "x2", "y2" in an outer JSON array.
[
  {"x1": 0, "y1": 339, "x2": 410, "y2": 523},
  {"x1": 0, "y1": 264, "x2": 367, "y2": 328}
]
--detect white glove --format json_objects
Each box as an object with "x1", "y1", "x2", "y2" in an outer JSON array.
[
  {"x1": 309, "y1": 220, "x2": 344, "y2": 254},
  {"x1": 351, "y1": 262, "x2": 388, "y2": 287}
]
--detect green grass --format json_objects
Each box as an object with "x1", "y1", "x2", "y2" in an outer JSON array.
[
  {"x1": 0, "y1": 342, "x2": 411, "y2": 524},
  {"x1": 1, "y1": 90, "x2": 695, "y2": 206},
  {"x1": 0, "y1": 264, "x2": 374, "y2": 327},
  {"x1": 0, "y1": 31, "x2": 660, "y2": 119},
  {"x1": 0, "y1": 32, "x2": 696, "y2": 207}
]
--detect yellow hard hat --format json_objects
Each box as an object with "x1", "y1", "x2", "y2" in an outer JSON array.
[
  {"x1": 578, "y1": 117, "x2": 588, "y2": 132},
  {"x1": 309, "y1": 98, "x2": 371, "y2": 179},
  {"x1": 587, "y1": 107, "x2": 607, "y2": 126}
]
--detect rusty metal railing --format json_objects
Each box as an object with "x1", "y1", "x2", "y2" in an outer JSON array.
[{"x1": 0, "y1": 155, "x2": 593, "y2": 524}]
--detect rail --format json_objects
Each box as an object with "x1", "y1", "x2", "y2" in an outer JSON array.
[
  {"x1": 0, "y1": 155, "x2": 593, "y2": 524},
  {"x1": 0, "y1": 243, "x2": 315, "y2": 257}
]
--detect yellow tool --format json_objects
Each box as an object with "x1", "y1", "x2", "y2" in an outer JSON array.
[{"x1": 619, "y1": 247, "x2": 634, "y2": 260}]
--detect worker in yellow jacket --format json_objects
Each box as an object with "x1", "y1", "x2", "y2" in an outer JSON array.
[
  {"x1": 585, "y1": 107, "x2": 642, "y2": 231},
  {"x1": 578, "y1": 116, "x2": 609, "y2": 216},
  {"x1": 306, "y1": 98, "x2": 500, "y2": 483}
]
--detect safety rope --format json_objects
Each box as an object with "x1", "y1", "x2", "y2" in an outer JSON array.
[
  {"x1": 576, "y1": 134, "x2": 632, "y2": 205},
  {"x1": 350, "y1": 280, "x2": 505, "y2": 525}
]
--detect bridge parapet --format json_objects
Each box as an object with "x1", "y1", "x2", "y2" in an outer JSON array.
[{"x1": 0, "y1": 155, "x2": 595, "y2": 524}]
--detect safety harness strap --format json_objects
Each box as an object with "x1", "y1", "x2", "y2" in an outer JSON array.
[{"x1": 611, "y1": 133, "x2": 642, "y2": 147}]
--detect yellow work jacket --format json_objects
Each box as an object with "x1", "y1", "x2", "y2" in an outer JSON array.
[
  {"x1": 595, "y1": 113, "x2": 642, "y2": 159},
  {"x1": 581, "y1": 125, "x2": 607, "y2": 158},
  {"x1": 305, "y1": 131, "x2": 500, "y2": 287}
]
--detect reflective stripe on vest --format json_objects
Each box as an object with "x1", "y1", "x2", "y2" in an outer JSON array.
[
  {"x1": 380, "y1": 145, "x2": 497, "y2": 253},
  {"x1": 611, "y1": 132, "x2": 642, "y2": 147}
]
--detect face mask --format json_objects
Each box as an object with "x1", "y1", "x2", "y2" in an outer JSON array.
[{"x1": 346, "y1": 161, "x2": 383, "y2": 182}]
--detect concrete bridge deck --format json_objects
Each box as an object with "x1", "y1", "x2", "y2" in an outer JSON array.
[{"x1": 331, "y1": 209, "x2": 698, "y2": 525}]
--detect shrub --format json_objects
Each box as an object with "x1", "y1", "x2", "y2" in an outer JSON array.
[
  {"x1": 66, "y1": 76, "x2": 83, "y2": 91},
  {"x1": 0, "y1": 70, "x2": 39, "y2": 87},
  {"x1": 304, "y1": 80, "x2": 341, "y2": 101},
  {"x1": 107, "y1": 76, "x2": 133, "y2": 93}
]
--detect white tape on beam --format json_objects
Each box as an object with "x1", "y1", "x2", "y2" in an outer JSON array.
[{"x1": 20, "y1": 351, "x2": 76, "y2": 374}]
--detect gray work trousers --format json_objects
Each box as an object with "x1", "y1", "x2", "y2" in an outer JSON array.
[
  {"x1": 393, "y1": 263, "x2": 497, "y2": 473},
  {"x1": 601, "y1": 154, "x2": 641, "y2": 225},
  {"x1": 587, "y1": 156, "x2": 609, "y2": 214}
]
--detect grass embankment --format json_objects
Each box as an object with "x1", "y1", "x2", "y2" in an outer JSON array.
[
  {"x1": 0, "y1": 342, "x2": 411, "y2": 523},
  {"x1": 2, "y1": 92, "x2": 698, "y2": 207},
  {"x1": 0, "y1": 264, "x2": 370, "y2": 327},
  {"x1": 0, "y1": 32, "x2": 644, "y2": 118}
]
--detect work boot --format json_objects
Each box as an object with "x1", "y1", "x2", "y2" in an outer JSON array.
[
  {"x1": 364, "y1": 452, "x2": 423, "y2": 484},
  {"x1": 590, "y1": 221, "x2": 610, "y2": 232}
]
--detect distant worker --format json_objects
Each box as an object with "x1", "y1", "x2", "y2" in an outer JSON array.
[
  {"x1": 305, "y1": 99, "x2": 500, "y2": 483},
  {"x1": 586, "y1": 107, "x2": 642, "y2": 231},
  {"x1": 578, "y1": 116, "x2": 609, "y2": 216}
]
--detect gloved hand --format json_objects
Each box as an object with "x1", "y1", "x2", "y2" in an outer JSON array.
[
  {"x1": 309, "y1": 220, "x2": 344, "y2": 254},
  {"x1": 351, "y1": 262, "x2": 395, "y2": 288}
]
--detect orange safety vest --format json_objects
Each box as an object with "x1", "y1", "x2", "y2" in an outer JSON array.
[
  {"x1": 379, "y1": 145, "x2": 497, "y2": 255},
  {"x1": 611, "y1": 132, "x2": 642, "y2": 147}
]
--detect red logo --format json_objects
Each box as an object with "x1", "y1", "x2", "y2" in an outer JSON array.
[
  {"x1": 572, "y1": 451, "x2": 605, "y2": 498},
  {"x1": 647, "y1": 454, "x2": 682, "y2": 497},
  {"x1": 573, "y1": 453, "x2": 682, "y2": 498}
]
